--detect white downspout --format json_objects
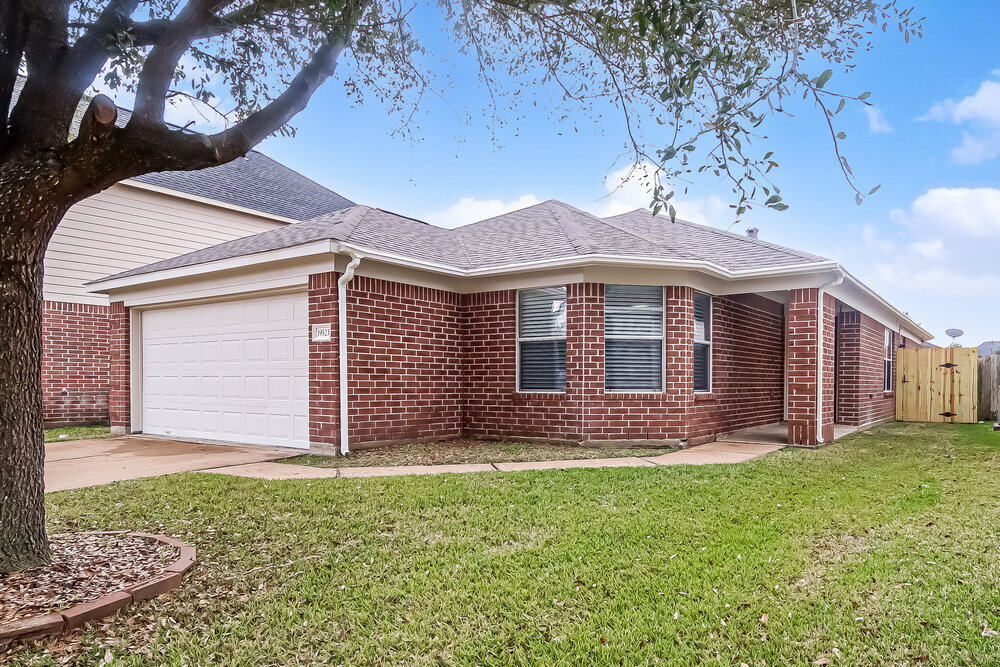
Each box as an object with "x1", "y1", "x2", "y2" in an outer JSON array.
[
  {"x1": 815, "y1": 269, "x2": 844, "y2": 444},
  {"x1": 338, "y1": 250, "x2": 363, "y2": 456}
]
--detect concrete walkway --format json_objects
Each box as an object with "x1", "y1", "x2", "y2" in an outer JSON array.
[
  {"x1": 45, "y1": 436, "x2": 299, "y2": 492},
  {"x1": 201, "y1": 441, "x2": 783, "y2": 481}
]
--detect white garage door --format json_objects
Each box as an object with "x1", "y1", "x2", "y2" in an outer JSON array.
[{"x1": 141, "y1": 293, "x2": 310, "y2": 448}]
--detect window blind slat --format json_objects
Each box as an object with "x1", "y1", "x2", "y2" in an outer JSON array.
[
  {"x1": 605, "y1": 285, "x2": 663, "y2": 391},
  {"x1": 519, "y1": 340, "x2": 567, "y2": 391},
  {"x1": 518, "y1": 287, "x2": 567, "y2": 391},
  {"x1": 694, "y1": 293, "x2": 712, "y2": 391},
  {"x1": 606, "y1": 339, "x2": 662, "y2": 390},
  {"x1": 519, "y1": 287, "x2": 567, "y2": 338}
]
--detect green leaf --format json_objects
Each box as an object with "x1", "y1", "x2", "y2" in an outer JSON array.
[
  {"x1": 771, "y1": 203, "x2": 789, "y2": 211},
  {"x1": 868, "y1": 184, "x2": 881, "y2": 196},
  {"x1": 816, "y1": 69, "x2": 833, "y2": 89},
  {"x1": 837, "y1": 131, "x2": 847, "y2": 139},
  {"x1": 858, "y1": 91, "x2": 871, "y2": 100},
  {"x1": 855, "y1": 193, "x2": 864, "y2": 206}
]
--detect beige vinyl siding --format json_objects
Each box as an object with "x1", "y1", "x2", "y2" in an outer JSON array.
[{"x1": 45, "y1": 183, "x2": 286, "y2": 305}]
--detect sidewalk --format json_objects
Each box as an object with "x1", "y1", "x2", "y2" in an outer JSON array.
[{"x1": 200, "y1": 441, "x2": 783, "y2": 481}]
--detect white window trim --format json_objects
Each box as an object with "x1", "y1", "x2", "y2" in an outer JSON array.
[
  {"x1": 604, "y1": 285, "x2": 666, "y2": 393},
  {"x1": 516, "y1": 286, "x2": 567, "y2": 394},
  {"x1": 883, "y1": 329, "x2": 894, "y2": 393},
  {"x1": 694, "y1": 292, "x2": 713, "y2": 393}
]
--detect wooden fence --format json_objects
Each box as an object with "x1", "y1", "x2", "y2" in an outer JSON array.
[
  {"x1": 980, "y1": 354, "x2": 1000, "y2": 422},
  {"x1": 896, "y1": 347, "x2": 978, "y2": 423}
]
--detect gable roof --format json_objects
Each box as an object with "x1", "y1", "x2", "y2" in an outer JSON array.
[
  {"x1": 10, "y1": 76, "x2": 353, "y2": 221},
  {"x1": 92, "y1": 200, "x2": 830, "y2": 283},
  {"x1": 130, "y1": 152, "x2": 354, "y2": 221}
]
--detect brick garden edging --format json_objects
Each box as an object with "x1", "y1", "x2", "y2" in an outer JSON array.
[{"x1": 0, "y1": 532, "x2": 195, "y2": 646}]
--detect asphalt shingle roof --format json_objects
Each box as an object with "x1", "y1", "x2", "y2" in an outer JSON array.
[
  {"x1": 132, "y1": 152, "x2": 354, "y2": 221},
  {"x1": 94, "y1": 200, "x2": 830, "y2": 284}
]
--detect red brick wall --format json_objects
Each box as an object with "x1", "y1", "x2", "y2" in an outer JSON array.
[
  {"x1": 836, "y1": 311, "x2": 903, "y2": 427},
  {"x1": 108, "y1": 301, "x2": 130, "y2": 431},
  {"x1": 346, "y1": 276, "x2": 463, "y2": 446},
  {"x1": 460, "y1": 284, "x2": 784, "y2": 444},
  {"x1": 689, "y1": 293, "x2": 786, "y2": 438},
  {"x1": 308, "y1": 272, "x2": 340, "y2": 449},
  {"x1": 786, "y1": 289, "x2": 836, "y2": 446},
  {"x1": 41, "y1": 301, "x2": 111, "y2": 427},
  {"x1": 460, "y1": 289, "x2": 583, "y2": 441}
]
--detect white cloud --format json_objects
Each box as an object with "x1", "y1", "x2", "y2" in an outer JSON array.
[
  {"x1": 427, "y1": 194, "x2": 542, "y2": 228},
  {"x1": 849, "y1": 186, "x2": 1000, "y2": 343},
  {"x1": 892, "y1": 187, "x2": 1000, "y2": 237},
  {"x1": 864, "y1": 106, "x2": 894, "y2": 134},
  {"x1": 950, "y1": 130, "x2": 1000, "y2": 164},
  {"x1": 924, "y1": 77, "x2": 1000, "y2": 164},
  {"x1": 924, "y1": 79, "x2": 1000, "y2": 126}
]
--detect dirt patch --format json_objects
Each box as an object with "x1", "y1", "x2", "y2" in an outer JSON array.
[
  {"x1": 284, "y1": 438, "x2": 678, "y2": 468},
  {"x1": 0, "y1": 533, "x2": 177, "y2": 624}
]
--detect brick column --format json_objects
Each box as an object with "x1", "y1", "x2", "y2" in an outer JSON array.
[
  {"x1": 665, "y1": 286, "x2": 695, "y2": 440},
  {"x1": 568, "y1": 283, "x2": 604, "y2": 440},
  {"x1": 108, "y1": 301, "x2": 130, "y2": 434},
  {"x1": 308, "y1": 272, "x2": 340, "y2": 451},
  {"x1": 786, "y1": 289, "x2": 836, "y2": 445}
]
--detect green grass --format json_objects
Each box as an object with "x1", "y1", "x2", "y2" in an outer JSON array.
[
  {"x1": 9, "y1": 422, "x2": 1000, "y2": 665},
  {"x1": 43, "y1": 425, "x2": 111, "y2": 443},
  {"x1": 283, "y1": 438, "x2": 677, "y2": 468}
]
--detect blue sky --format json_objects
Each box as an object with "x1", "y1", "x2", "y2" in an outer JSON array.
[{"x1": 178, "y1": 3, "x2": 1000, "y2": 345}]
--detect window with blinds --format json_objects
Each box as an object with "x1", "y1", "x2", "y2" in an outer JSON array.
[
  {"x1": 605, "y1": 285, "x2": 664, "y2": 391},
  {"x1": 694, "y1": 292, "x2": 712, "y2": 392},
  {"x1": 883, "y1": 329, "x2": 894, "y2": 392},
  {"x1": 518, "y1": 287, "x2": 567, "y2": 391}
]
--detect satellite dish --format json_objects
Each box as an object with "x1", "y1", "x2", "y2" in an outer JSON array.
[{"x1": 945, "y1": 328, "x2": 964, "y2": 339}]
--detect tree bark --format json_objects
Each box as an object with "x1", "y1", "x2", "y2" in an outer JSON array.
[{"x1": 0, "y1": 212, "x2": 54, "y2": 572}]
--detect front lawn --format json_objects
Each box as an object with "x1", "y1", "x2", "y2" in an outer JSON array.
[
  {"x1": 12, "y1": 423, "x2": 1000, "y2": 665},
  {"x1": 283, "y1": 438, "x2": 677, "y2": 468}
]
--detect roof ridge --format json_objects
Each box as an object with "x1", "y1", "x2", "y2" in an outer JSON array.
[
  {"x1": 615, "y1": 209, "x2": 827, "y2": 263},
  {"x1": 598, "y1": 211, "x2": 703, "y2": 261},
  {"x1": 546, "y1": 201, "x2": 600, "y2": 255}
]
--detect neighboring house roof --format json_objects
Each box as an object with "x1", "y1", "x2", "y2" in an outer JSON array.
[
  {"x1": 979, "y1": 341, "x2": 1000, "y2": 356},
  {"x1": 10, "y1": 76, "x2": 353, "y2": 221},
  {"x1": 130, "y1": 153, "x2": 355, "y2": 221},
  {"x1": 92, "y1": 200, "x2": 830, "y2": 283}
]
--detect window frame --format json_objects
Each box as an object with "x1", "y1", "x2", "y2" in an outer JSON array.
[
  {"x1": 693, "y1": 291, "x2": 713, "y2": 393},
  {"x1": 603, "y1": 284, "x2": 666, "y2": 393},
  {"x1": 516, "y1": 285, "x2": 568, "y2": 393},
  {"x1": 883, "y1": 329, "x2": 894, "y2": 393}
]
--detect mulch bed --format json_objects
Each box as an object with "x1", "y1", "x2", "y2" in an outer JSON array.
[{"x1": 0, "y1": 533, "x2": 177, "y2": 625}]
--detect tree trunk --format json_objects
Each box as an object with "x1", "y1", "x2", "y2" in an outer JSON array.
[{"x1": 0, "y1": 242, "x2": 49, "y2": 572}]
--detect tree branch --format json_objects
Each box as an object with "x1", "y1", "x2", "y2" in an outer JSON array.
[{"x1": 130, "y1": 0, "x2": 227, "y2": 125}]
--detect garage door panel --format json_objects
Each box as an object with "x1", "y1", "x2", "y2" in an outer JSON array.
[{"x1": 142, "y1": 293, "x2": 309, "y2": 449}]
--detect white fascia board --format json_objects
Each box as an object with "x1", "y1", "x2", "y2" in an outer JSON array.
[
  {"x1": 86, "y1": 239, "x2": 337, "y2": 293},
  {"x1": 829, "y1": 267, "x2": 933, "y2": 342},
  {"x1": 339, "y1": 241, "x2": 840, "y2": 280},
  {"x1": 119, "y1": 179, "x2": 300, "y2": 225}
]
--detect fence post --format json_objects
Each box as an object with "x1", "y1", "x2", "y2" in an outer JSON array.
[{"x1": 980, "y1": 354, "x2": 999, "y2": 423}]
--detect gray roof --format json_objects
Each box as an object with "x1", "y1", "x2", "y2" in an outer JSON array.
[
  {"x1": 132, "y1": 152, "x2": 354, "y2": 221},
  {"x1": 11, "y1": 76, "x2": 353, "y2": 221},
  {"x1": 94, "y1": 200, "x2": 830, "y2": 284}
]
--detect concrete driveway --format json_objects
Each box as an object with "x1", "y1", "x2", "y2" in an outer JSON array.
[{"x1": 45, "y1": 436, "x2": 299, "y2": 492}]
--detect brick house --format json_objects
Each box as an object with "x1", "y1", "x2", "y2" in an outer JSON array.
[
  {"x1": 41, "y1": 152, "x2": 353, "y2": 427},
  {"x1": 86, "y1": 200, "x2": 931, "y2": 450}
]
